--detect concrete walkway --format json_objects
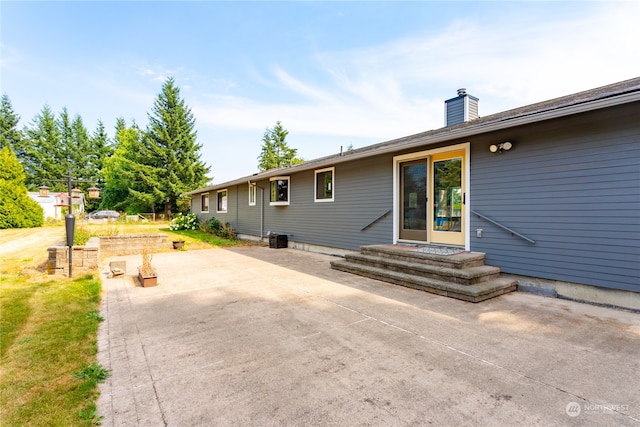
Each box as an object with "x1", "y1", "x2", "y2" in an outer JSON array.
[{"x1": 97, "y1": 246, "x2": 640, "y2": 426}]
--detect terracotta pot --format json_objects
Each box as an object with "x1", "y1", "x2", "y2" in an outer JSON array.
[{"x1": 172, "y1": 241, "x2": 185, "y2": 249}]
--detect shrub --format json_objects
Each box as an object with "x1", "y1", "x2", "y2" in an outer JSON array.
[
  {"x1": 169, "y1": 213, "x2": 199, "y2": 231},
  {"x1": 72, "y1": 224, "x2": 91, "y2": 246},
  {"x1": 205, "y1": 217, "x2": 236, "y2": 239},
  {"x1": 220, "y1": 222, "x2": 237, "y2": 240},
  {"x1": 205, "y1": 217, "x2": 223, "y2": 235},
  {"x1": 0, "y1": 147, "x2": 44, "y2": 229}
]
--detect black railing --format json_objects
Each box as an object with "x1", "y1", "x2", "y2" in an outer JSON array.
[
  {"x1": 361, "y1": 209, "x2": 393, "y2": 231},
  {"x1": 471, "y1": 210, "x2": 536, "y2": 244}
]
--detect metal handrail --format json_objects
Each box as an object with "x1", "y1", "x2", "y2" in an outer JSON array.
[
  {"x1": 361, "y1": 209, "x2": 393, "y2": 231},
  {"x1": 471, "y1": 210, "x2": 536, "y2": 244}
]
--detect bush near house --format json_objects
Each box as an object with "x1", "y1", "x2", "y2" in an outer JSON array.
[
  {"x1": 169, "y1": 212, "x2": 200, "y2": 231},
  {"x1": 204, "y1": 217, "x2": 236, "y2": 240},
  {"x1": 170, "y1": 214, "x2": 237, "y2": 239}
]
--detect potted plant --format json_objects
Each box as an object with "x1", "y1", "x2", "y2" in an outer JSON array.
[{"x1": 137, "y1": 246, "x2": 158, "y2": 287}]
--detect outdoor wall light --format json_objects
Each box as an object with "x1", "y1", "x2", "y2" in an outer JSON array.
[{"x1": 489, "y1": 141, "x2": 513, "y2": 153}]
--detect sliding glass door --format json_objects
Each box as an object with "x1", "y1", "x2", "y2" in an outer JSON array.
[{"x1": 397, "y1": 148, "x2": 466, "y2": 246}]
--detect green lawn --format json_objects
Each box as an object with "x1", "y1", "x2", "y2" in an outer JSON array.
[
  {"x1": 0, "y1": 274, "x2": 105, "y2": 426},
  {"x1": 0, "y1": 222, "x2": 246, "y2": 425}
]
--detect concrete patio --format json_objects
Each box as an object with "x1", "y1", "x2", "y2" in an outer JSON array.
[{"x1": 97, "y1": 246, "x2": 640, "y2": 426}]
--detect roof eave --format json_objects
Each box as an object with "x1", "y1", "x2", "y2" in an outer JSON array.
[{"x1": 185, "y1": 88, "x2": 640, "y2": 195}]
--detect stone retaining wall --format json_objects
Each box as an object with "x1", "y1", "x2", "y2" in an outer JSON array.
[
  {"x1": 47, "y1": 237, "x2": 100, "y2": 276},
  {"x1": 99, "y1": 234, "x2": 168, "y2": 256},
  {"x1": 47, "y1": 234, "x2": 168, "y2": 276}
]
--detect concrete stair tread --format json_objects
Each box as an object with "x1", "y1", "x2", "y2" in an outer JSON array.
[
  {"x1": 346, "y1": 253, "x2": 500, "y2": 280},
  {"x1": 361, "y1": 245, "x2": 486, "y2": 269},
  {"x1": 330, "y1": 259, "x2": 516, "y2": 303}
]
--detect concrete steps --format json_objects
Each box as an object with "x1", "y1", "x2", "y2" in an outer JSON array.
[{"x1": 330, "y1": 245, "x2": 516, "y2": 302}]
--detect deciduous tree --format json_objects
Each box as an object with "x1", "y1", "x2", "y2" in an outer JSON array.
[
  {"x1": 101, "y1": 119, "x2": 157, "y2": 213},
  {"x1": 0, "y1": 146, "x2": 43, "y2": 228}
]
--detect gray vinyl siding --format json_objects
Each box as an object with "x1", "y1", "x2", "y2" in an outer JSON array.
[
  {"x1": 195, "y1": 187, "x2": 238, "y2": 227},
  {"x1": 192, "y1": 193, "x2": 212, "y2": 220},
  {"x1": 236, "y1": 184, "x2": 262, "y2": 236},
  {"x1": 445, "y1": 97, "x2": 464, "y2": 126},
  {"x1": 469, "y1": 103, "x2": 640, "y2": 292},
  {"x1": 194, "y1": 155, "x2": 394, "y2": 249},
  {"x1": 188, "y1": 98, "x2": 639, "y2": 294},
  {"x1": 260, "y1": 155, "x2": 394, "y2": 250},
  {"x1": 468, "y1": 98, "x2": 478, "y2": 121}
]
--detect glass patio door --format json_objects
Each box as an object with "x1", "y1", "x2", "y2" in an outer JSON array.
[
  {"x1": 399, "y1": 160, "x2": 428, "y2": 241},
  {"x1": 430, "y1": 150, "x2": 465, "y2": 246}
]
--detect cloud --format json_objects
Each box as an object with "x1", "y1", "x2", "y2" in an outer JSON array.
[
  {"x1": 133, "y1": 63, "x2": 186, "y2": 83},
  {"x1": 189, "y1": 2, "x2": 640, "y2": 184},
  {"x1": 0, "y1": 43, "x2": 22, "y2": 68},
  {"x1": 9, "y1": 2, "x2": 633, "y2": 184},
  {"x1": 313, "y1": 2, "x2": 640, "y2": 111},
  {"x1": 272, "y1": 65, "x2": 334, "y2": 103}
]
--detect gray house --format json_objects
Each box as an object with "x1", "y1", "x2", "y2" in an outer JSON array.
[{"x1": 187, "y1": 78, "x2": 640, "y2": 309}]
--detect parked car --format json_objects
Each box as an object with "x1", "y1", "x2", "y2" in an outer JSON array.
[{"x1": 88, "y1": 210, "x2": 120, "y2": 220}]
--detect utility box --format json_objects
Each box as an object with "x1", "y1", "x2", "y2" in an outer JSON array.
[{"x1": 269, "y1": 234, "x2": 288, "y2": 249}]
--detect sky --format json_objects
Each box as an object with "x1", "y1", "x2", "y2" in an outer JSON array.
[{"x1": 2, "y1": 1, "x2": 639, "y2": 185}]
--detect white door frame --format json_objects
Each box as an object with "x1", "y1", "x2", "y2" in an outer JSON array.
[{"x1": 392, "y1": 142, "x2": 470, "y2": 250}]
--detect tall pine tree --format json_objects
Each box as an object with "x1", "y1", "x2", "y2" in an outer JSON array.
[
  {"x1": 0, "y1": 94, "x2": 23, "y2": 151},
  {"x1": 20, "y1": 105, "x2": 65, "y2": 190},
  {"x1": 89, "y1": 120, "x2": 113, "y2": 181},
  {"x1": 143, "y1": 77, "x2": 210, "y2": 216},
  {"x1": 18, "y1": 106, "x2": 112, "y2": 200},
  {"x1": 257, "y1": 121, "x2": 304, "y2": 171}
]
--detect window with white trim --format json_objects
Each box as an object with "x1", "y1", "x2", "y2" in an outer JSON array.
[
  {"x1": 314, "y1": 167, "x2": 334, "y2": 202},
  {"x1": 248, "y1": 183, "x2": 256, "y2": 206},
  {"x1": 270, "y1": 176, "x2": 290, "y2": 206},
  {"x1": 201, "y1": 193, "x2": 209, "y2": 213},
  {"x1": 217, "y1": 189, "x2": 228, "y2": 213}
]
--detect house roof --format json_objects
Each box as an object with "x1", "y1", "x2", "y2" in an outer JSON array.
[{"x1": 186, "y1": 77, "x2": 640, "y2": 195}]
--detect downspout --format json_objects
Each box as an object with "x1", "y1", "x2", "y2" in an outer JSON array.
[
  {"x1": 258, "y1": 185, "x2": 264, "y2": 239},
  {"x1": 236, "y1": 185, "x2": 239, "y2": 228},
  {"x1": 249, "y1": 181, "x2": 265, "y2": 240}
]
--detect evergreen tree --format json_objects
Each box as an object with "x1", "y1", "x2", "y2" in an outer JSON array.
[
  {"x1": 89, "y1": 120, "x2": 113, "y2": 180},
  {"x1": 101, "y1": 119, "x2": 158, "y2": 213},
  {"x1": 87, "y1": 120, "x2": 113, "y2": 211},
  {"x1": 0, "y1": 94, "x2": 22, "y2": 151},
  {"x1": 60, "y1": 109, "x2": 94, "y2": 187},
  {"x1": 0, "y1": 146, "x2": 43, "y2": 228},
  {"x1": 20, "y1": 105, "x2": 65, "y2": 190},
  {"x1": 19, "y1": 106, "x2": 111, "y2": 203},
  {"x1": 143, "y1": 77, "x2": 210, "y2": 216},
  {"x1": 257, "y1": 121, "x2": 304, "y2": 171}
]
